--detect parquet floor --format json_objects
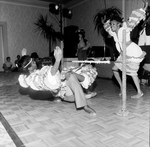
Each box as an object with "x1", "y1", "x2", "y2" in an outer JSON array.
[{"x1": 0, "y1": 73, "x2": 149, "y2": 147}]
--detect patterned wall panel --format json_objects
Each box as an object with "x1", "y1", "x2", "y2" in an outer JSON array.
[{"x1": 0, "y1": 2, "x2": 60, "y2": 64}]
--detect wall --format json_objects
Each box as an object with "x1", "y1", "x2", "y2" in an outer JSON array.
[
  {"x1": 0, "y1": 0, "x2": 144, "y2": 65},
  {"x1": 0, "y1": 1, "x2": 60, "y2": 65},
  {"x1": 67, "y1": 0, "x2": 143, "y2": 47},
  {"x1": 67, "y1": 0, "x2": 107, "y2": 47}
]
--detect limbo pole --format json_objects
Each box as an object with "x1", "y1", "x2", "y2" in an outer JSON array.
[
  {"x1": 117, "y1": 0, "x2": 130, "y2": 116},
  {"x1": 122, "y1": 29, "x2": 127, "y2": 114},
  {"x1": 117, "y1": 27, "x2": 130, "y2": 116},
  {"x1": 117, "y1": 28, "x2": 129, "y2": 116}
]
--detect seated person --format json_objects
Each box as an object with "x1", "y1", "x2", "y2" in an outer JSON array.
[
  {"x1": 13, "y1": 55, "x2": 21, "y2": 72},
  {"x1": 140, "y1": 63, "x2": 150, "y2": 86},
  {"x1": 15, "y1": 55, "x2": 21, "y2": 67},
  {"x1": 18, "y1": 46, "x2": 97, "y2": 116},
  {"x1": 3, "y1": 56, "x2": 13, "y2": 72},
  {"x1": 31, "y1": 52, "x2": 42, "y2": 69}
]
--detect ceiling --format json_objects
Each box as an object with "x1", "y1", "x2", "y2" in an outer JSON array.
[
  {"x1": 39, "y1": 0, "x2": 74, "y2": 5},
  {"x1": 0, "y1": 0, "x2": 84, "y2": 8},
  {"x1": 39, "y1": 0, "x2": 83, "y2": 7}
]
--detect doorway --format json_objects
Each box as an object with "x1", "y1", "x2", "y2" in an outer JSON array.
[{"x1": 0, "y1": 22, "x2": 8, "y2": 71}]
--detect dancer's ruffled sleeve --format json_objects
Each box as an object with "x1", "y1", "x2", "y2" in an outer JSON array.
[
  {"x1": 18, "y1": 66, "x2": 61, "y2": 92},
  {"x1": 31, "y1": 66, "x2": 61, "y2": 91},
  {"x1": 18, "y1": 74, "x2": 29, "y2": 88},
  {"x1": 46, "y1": 66, "x2": 61, "y2": 90},
  {"x1": 75, "y1": 65, "x2": 98, "y2": 89},
  {"x1": 127, "y1": 8, "x2": 146, "y2": 31}
]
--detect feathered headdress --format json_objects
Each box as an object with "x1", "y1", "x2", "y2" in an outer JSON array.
[{"x1": 93, "y1": 6, "x2": 122, "y2": 35}]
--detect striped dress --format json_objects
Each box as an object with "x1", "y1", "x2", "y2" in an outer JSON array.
[{"x1": 18, "y1": 64, "x2": 98, "y2": 98}]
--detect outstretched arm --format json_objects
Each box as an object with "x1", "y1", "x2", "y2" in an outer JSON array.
[
  {"x1": 51, "y1": 46, "x2": 62, "y2": 76},
  {"x1": 126, "y1": 0, "x2": 148, "y2": 31}
]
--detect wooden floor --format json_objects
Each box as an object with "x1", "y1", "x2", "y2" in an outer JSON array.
[{"x1": 0, "y1": 73, "x2": 149, "y2": 147}]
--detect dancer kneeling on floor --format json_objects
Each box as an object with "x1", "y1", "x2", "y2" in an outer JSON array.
[{"x1": 18, "y1": 46, "x2": 97, "y2": 116}]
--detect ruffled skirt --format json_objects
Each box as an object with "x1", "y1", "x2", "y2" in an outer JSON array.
[{"x1": 115, "y1": 43, "x2": 146, "y2": 76}]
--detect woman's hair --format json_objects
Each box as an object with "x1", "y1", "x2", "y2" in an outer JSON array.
[
  {"x1": 110, "y1": 15, "x2": 123, "y2": 23},
  {"x1": 6, "y1": 56, "x2": 10, "y2": 60},
  {"x1": 76, "y1": 29, "x2": 85, "y2": 38},
  {"x1": 19, "y1": 55, "x2": 32, "y2": 73},
  {"x1": 31, "y1": 52, "x2": 39, "y2": 60},
  {"x1": 75, "y1": 29, "x2": 88, "y2": 44}
]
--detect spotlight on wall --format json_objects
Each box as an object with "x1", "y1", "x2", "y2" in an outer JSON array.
[
  {"x1": 63, "y1": 8, "x2": 72, "y2": 19},
  {"x1": 49, "y1": 3, "x2": 59, "y2": 15},
  {"x1": 49, "y1": 3, "x2": 72, "y2": 19},
  {"x1": 49, "y1": 3, "x2": 73, "y2": 34}
]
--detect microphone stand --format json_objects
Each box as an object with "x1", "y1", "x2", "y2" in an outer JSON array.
[{"x1": 103, "y1": 43, "x2": 106, "y2": 61}]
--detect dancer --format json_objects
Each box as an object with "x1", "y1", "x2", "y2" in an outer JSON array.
[
  {"x1": 103, "y1": 0, "x2": 148, "y2": 98},
  {"x1": 18, "y1": 46, "x2": 97, "y2": 116},
  {"x1": 75, "y1": 29, "x2": 90, "y2": 60}
]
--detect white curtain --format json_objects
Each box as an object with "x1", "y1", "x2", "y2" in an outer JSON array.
[{"x1": 0, "y1": 26, "x2": 4, "y2": 71}]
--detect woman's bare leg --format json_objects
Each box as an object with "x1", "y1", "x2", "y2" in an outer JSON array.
[
  {"x1": 112, "y1": 65, "x2": 122, "y2": 95},
  {"x1": 131, "y1": 75, "x2": 143, "y2": 98}
]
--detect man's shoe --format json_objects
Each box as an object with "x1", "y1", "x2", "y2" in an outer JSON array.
[
  {"x1": 85, "y1": 92, "x2": 97, "y2": 99},
  {"x1": 54, "y1": 98, "x2": 62, "y2": 102}
]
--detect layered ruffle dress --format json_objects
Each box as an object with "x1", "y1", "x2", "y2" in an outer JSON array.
[
  {"x1": 18, "y1": 64, "x2": 97, "y2": 99},
  {"x1": 104, "y1": 8, "x2": 146, "y2": 76}
]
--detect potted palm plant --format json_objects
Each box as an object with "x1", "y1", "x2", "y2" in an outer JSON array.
[{"x1": 34, "y1": 14, "x2": 63, "y2": 57}]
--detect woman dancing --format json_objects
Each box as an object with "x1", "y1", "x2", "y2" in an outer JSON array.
[{"x1": 103, "y1": 0, "x2": 148, "y2": 98}]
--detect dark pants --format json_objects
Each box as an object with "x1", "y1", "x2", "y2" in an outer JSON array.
[
  {"x1": 19, "y1": 86, "x2": 55, "y2": 100},
  {"x1": 78, "y1": 50, "x2": 87, "y2": 60}
]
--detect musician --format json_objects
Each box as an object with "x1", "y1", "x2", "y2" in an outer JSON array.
[
  {"x1": 75, "y1": 29, "x2": 91, "y2": 60},
  {"x1": 103, "y1": 0, "x2": 148, "y2": 99},
  {"x1": 18, "y1": 46, "x2": 97, "y2": 116}
]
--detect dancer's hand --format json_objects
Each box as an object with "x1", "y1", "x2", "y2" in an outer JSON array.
[
  {"x1": 54, "y1": 46, "x2": 62, "y2": 62},
  {"x1": 65, "y1": 71, "x2": 73, "y2": 80}
]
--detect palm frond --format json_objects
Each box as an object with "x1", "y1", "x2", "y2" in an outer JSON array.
[{"x1": 34, "y1": 14, "x2": 62, "y2": 42}]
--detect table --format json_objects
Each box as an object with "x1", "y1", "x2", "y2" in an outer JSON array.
[{"x1": 95, "y1": 62, "x2": 114, "y2": 79}]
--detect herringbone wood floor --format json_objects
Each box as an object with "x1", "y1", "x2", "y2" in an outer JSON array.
[{"x1": 0, "y1": 72, "x2": 149, "y2": 147}]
